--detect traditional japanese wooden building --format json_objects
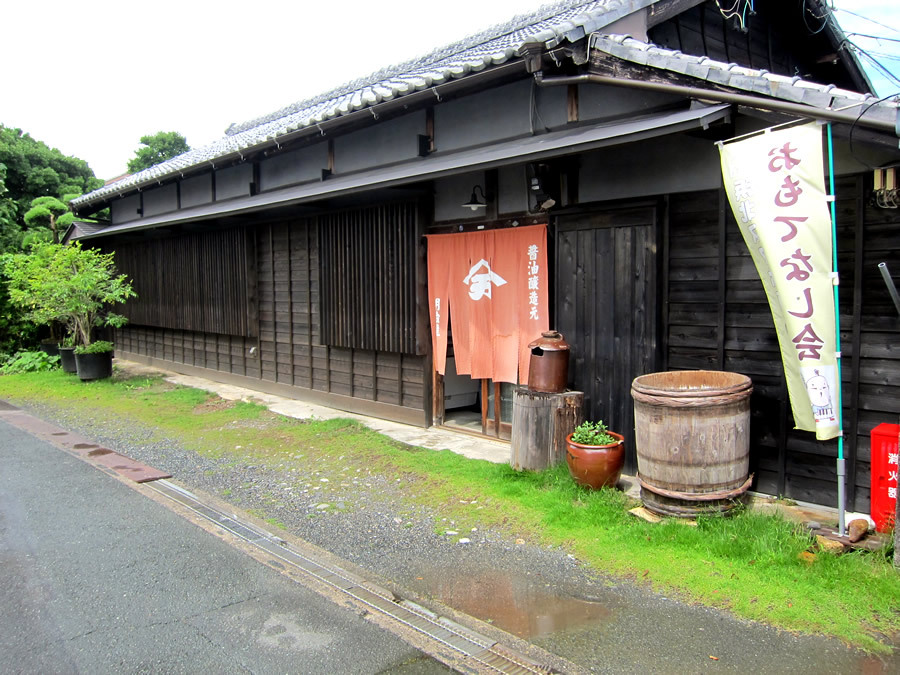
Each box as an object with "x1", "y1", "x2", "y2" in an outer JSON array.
[{"x1": 71, "y1": 0, "x2": 900, "y2": 512}]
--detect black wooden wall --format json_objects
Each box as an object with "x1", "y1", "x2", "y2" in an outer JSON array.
[
  {"x1": 112, "y1": 201, "x2": 429, "y2": 420},
  {"x1": 319, "y1": 203, "x2": 422, "y2": 355},
  {"x1": 664, "y1": 179, "x2": 900, "y2": 510},
  {"x1": 556, "y1": 206, "x2": 659, "y2": 474},
  {"x1": 114, "y1": 327, "x2": 260, "y2": 378},
  {"x1": 255, "y1": 209, "x2": 426, "y2": 409},
  {"x1": 110, "y1": 227, "x2": 257, "y2": 337},
  {"x1": 648, "y1": 1, "x2": 858, "y2": 92}
]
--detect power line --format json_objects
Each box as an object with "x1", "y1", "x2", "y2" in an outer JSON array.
[
  {"x1": 835, "y1": 7, "x2": 900, "y2": 35},
  {"x1": 844, "y1": 32, "x2": 900, "y2": 45},
  {"x1": 841, "y1": 39, "x2": 900, "y2": 88},
  {"x1": 865, "y1": 50, "x2": 900, "y2": 63},
  {"x1": 802, "y1": 0, "x2": 833, "y2": 35}
]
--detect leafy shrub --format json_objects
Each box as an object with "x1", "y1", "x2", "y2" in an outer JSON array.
[
  {"x1": 570, "y1": 419, "x2": 616, "y2": 446},
  {"x1": 74, "y1": 340, "x2": 114, "y2": 354},
  {"x1": 0, "y1": 350, "x2": 59, "y2": 374}
]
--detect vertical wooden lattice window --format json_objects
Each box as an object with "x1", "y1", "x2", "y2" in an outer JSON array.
[
  {"x1": 107, "y1": 226, "x2": 257, "y2": 337},
  {"x1": 318, "y1": 202, "x2": 420, "y2": 354}
]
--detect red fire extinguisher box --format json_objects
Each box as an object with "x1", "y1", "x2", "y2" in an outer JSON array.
[{"x1": 871, "y1": 423, "x2": 899, "y2": 532}]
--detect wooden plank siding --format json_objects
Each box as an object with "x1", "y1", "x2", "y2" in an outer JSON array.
[
  {"x1": 665, "y1": 179, "x2": 900, "y2": 510},
  {"x1": 112, "y1": 201, "x2": 428, "y2": 422},
  {"x1": 318, "y1": 202, "x2": 421, "y2": 355},
  {"x1": 114, "y1": 326, "x2": 260, "y2": 378},
  {"x1": 647, "y1": 2, "x2": 859, "y2": 92},
  {"x1": 109, "y1": 227, "x2": 257, "y2": 337},
  {"x1": 556, "y1": 207, "x2": 659, "y2": 474}
]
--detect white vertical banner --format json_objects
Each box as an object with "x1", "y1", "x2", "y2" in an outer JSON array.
[{"x1": 719, "y1": 122, "x2": 840, "y2": 440}]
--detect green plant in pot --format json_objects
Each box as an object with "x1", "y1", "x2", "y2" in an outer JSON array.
[
  {"x1": 58, "y1": 333, "x2": 78, "y2": 374},
  {"x1": 565, "y1": 419, "x2": 625, "y2": 490},
  {"x1": 3, "y1": 241, "x2": 136, "y2": 381},
  {"x1": 74, "y1": 340, "x2": 117, "y2": 380},
  {"x1": 60, "y1": 244, "x2": 134, "y2": 381}
]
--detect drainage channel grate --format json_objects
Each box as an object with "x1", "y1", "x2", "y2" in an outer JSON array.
[{"x1": 148, "y1": 479, "x2": 554, "y2": 674}]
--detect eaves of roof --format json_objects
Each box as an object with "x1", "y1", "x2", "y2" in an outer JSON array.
[
  {"x1": 82, "y1": 103, "x2": 730, "y2": 240},
  {"x1": 61, "y1": 220, "x2": 108, "y2": 245},
  {"x1": 591, "y1": 34, "x2": 899, "y2": 131},
  {"x1": 70, "y1": 0, "x2": 657, "y2": 213}
]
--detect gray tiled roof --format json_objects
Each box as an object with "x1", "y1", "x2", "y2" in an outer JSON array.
[
  {"x1": 72, "y1": 0, "x2": 895, "y2": 212},
  {"x1": 71, "y1": 0, "x2": 656, "y2": 210},
  {"x1": 61, "y1": 220, "x2": 108, "y2": 244},
  {"x1": 592, "y1": 34, "x2": 895, "y2": 113}
]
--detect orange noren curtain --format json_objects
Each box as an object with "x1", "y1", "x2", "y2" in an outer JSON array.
[{"x1": 426, "y1": 224, "x2": 549, "y2": 384}]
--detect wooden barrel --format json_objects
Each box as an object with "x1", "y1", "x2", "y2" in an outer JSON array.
[{"x1": 631, "y1": 371, "x2": 753, "y2": 517}]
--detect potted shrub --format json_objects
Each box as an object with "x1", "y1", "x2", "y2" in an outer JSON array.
[
  {"x1": 39, "y1": 337, "x2": 62, "y2": 357},
  {"x1": 58, "y1": 334, "x2": 78, "y2": 374},
  {"x1": 565, "y1": 419, "x2": 625, "y2": 489},
  {"x1": 55, "y1": 243, "x2": 134, "y2": 381},
  {"x1": 74, "y1": 340, "x2": 115, "y2": 381},
  {"x1": 2, "y1": 241, "x2": 135, "y2": 382}
]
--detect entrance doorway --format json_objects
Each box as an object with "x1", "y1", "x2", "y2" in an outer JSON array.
[
  {"x1": 439, "y1": 358, "x2": 515, "y2": 440},
  {"x1": 435, "y1": 319, "x2": 514, "y2": 440},
  {"x1": 556, "y1": 206, "x2": 660, "y2": 472}
]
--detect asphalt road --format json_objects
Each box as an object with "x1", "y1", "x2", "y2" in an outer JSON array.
[{"x1": 0, "y1": 418, "x2": 442, "y2": 674}]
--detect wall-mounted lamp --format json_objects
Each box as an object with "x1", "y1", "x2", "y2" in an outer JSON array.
[
  {"x1": 462, "y1": 185, "x2": 490, "y2": 211},
  {"x1": 527, "y1": 162, "x2": 559, "y2": 213}
]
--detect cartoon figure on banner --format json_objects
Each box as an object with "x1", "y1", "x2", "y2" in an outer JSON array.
[
  {"x1": 463, "y1": 259, "x2": 507, "y2": 300},
  {"x1": 802, "y1": 367, "x2": 836, "y2": 424}
]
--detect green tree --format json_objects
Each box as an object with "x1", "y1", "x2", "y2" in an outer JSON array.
[
  {"x1": 0, "y1": 128, "x2": 100, "y2": 354},
  {"x1": 0, "y1": 163, "x2": 19, "y2": 252},
  {"x1": 1, "y1": 241, "x2": 135, "y2": 348},
  {"x1": 23, "y1": 195, "x2": 76, "y2": 244},
  {"x1": 0, "y1": 126, "x2": 101, "y2": 227},
  {"x1": 0, "y1": 164, "x2": 36, "y2": 353},
  {"x1": 1, "y1": 241, "x2": 64, "y2": 328},
  {"x1": 127, "y1": 131, "x2": 190, "y2": 173}
]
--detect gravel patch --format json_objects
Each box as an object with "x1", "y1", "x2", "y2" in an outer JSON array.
[{"x1": 16, "y1": 398, "x2": 588, "y2": 592}]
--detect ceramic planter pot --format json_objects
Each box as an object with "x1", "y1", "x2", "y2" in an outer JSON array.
[
  {"x1": 75, "y1": 351, "x2": 113, "y2": 381},
  {"x1": 565, "y1": 431, "x2": 625, "y2": 489},
  {"x1": 58, "y1": 347, "x2": 77, "y2": 373}
]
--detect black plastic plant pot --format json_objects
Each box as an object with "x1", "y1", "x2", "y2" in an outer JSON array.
[
  {"x1": 40, "y1": 341, "x2": 61, "y2": 357},
  {"x1": 75, "y1": 351, "x2": 112, "y2": 381},
  {"x1": 59, "y1": 347, "x2": 77, "y2": 373}
]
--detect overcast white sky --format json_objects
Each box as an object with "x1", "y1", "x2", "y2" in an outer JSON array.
[{"x1": 2, "y1": 0, "x2": 897, "y2": 181}]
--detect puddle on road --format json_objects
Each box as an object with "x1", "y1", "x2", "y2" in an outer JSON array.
[
  {"x1": 51, "y1": 432, "x2": 68, "y2": 436},
  {"x1": 73, "y1": 443, "x2": 98, "y2": 449},
  {"x1": 414, "y1": 567, "x2": 610, "y2": 639},
  {"x1": 861, "y1": 654, "x2": 900, "y2": 674}
]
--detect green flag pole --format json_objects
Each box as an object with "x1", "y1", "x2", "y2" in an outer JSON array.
[{"x1": 826, "y1": 122, "x2": 846, "y2": 534}]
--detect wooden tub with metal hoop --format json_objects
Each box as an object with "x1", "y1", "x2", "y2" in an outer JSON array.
[{"x1": 631, "y1": 370, "x2": 753, "y2": 518}]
